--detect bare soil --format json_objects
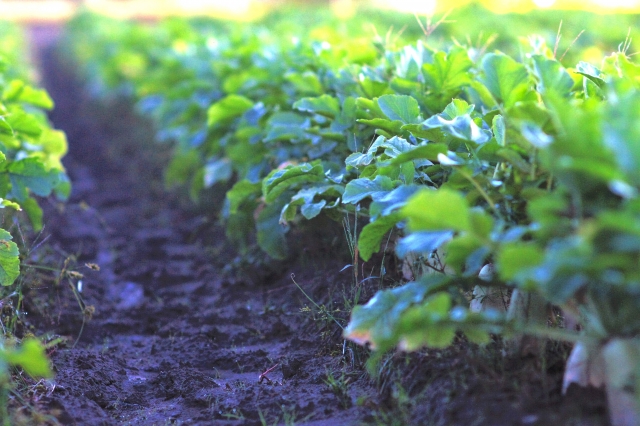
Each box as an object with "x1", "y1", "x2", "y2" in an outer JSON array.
[{"x1": 14, "y1": 29, "x2": 612, "y2": 426}]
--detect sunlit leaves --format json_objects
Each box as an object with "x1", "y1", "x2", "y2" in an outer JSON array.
[
  {"x1": 207, "y1": 94, "x2": 253, "y2": 128},
  {"x1": 402, "y1": 188, "x2": 471, "y2": 232},
  {"x1": 0, "y1": 228, "x2": 19, "y2": 286},
  {"x1": 1, "y1": 339, "x2": 52, "y2": 378},
  {"x1": 479, "y1": 53, "x2": 533, "y2": 108},
  {"x1": 377, "y1": 94, "x2": 422, "y2": 124}
]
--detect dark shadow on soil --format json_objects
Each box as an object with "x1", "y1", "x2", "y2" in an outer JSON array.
[{"x1": 19, "y1": 28, "x2": 611, "y2": 426}]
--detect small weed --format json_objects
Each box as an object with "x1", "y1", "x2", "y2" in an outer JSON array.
[{"x1": 324, "y1": 370, "x2": 351, "y2": 409}]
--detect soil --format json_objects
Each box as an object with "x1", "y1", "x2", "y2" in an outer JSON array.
[{"x1": 12, "y1": 26, "x2": 611, "y2": 426}]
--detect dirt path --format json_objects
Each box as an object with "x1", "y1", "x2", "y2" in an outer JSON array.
[{"x1": 30, "y1": 35, "x2": 373, "y2": 426}]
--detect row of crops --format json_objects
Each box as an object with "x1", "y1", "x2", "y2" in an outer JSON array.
[
  {"x1": 61, "y1": 6, "x2": 640, "y2": 425},
  {"x1": 0, "y1": 22, "x2": 70, "y2": 423}
]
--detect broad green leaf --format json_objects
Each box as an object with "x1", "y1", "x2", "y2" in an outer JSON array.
[
  {"x1": 444, "y1": 234, "x2": 484, "y2": 274},
  {"x1": 463, "y1": 327, "x2": 491, "y2": 345},
  {"x1": 469, "y1": 209, "x2": 494, "y2": 239},
  {"x1": 5, "y1": 109, "x2": 42, "y2": 138},
  {"x1": 496, "y1": 242, "x2": 544, "y2": 281},
  {"x1": 396, "y1": 230, "x2": 454, "y2": 258},
  {"x1": 263, "y1": 163, "x2": 325, "y2": 203},
  {"x1": 603, "y1": 88, "x2": 640, "y2": 186},
  {"x1": 165, "y1": 150, "x2": 201, "y2": 187},
  {"x1": 293, "y1": 95, "x2": 340, "y2": 118},
  {"x1": 402, "y1": 188, "x2": 471, "y2": 232},
  {"x1": 387, "y1": 143, "x2": 448, "y2": 166},
  {"x1": 3, "y1": 338, "x2": 52, "y2": 378},
  {"x1": 0, "y1": 117, "x2": 13, "y2": 136},
  {"x1": 344, "y1": 280, "x2": 433, "y2": 351},
  {"x1": 3, "y1": 80, "x2": 54, "y2": 110},
  {"x1": 422, "y1": 113, "x2": 491, "y2": 144},
  {"x1": 280, "y1": 185, "x2": 343, "y2": 224},
  {"x1": 480, "y1": 53, "x2": 532, "y2": 108},
  {"x1": 423, "y1": 48, "x2": 473, "y2": 95},
  {"x1": 442, "y1": 98, "x2": 475, "y2": 119},
  {"x1": 256, "y1": 199, "x2": 288, "y2": 260},
  {"x1": 377, "y1": 94, "x2": 422, "y2": 124},
  {"x1": 575, "y1": 61, "x2": 606, "y2": 87},
  {"x1": 369, "y1": 185, "x2": 420, "y2": 219},
  {"x1": 398, "y1": 293, "x2": 454, "y2": 350},
  {"x1": 203, "y1": 158, "x2": 232, "y2": 187},
  {"x1": 342, "y1": 175, "x2": 396, "y2": 204},
  {"x1": 227, "y1": 180, "x2": 261, "y2": 215},
  {"x1": 207, "y1": 94, "x2": 253, "y2": 128},
  {"x1": 7, "y1": 158, "x2": 57, "y2": 202},
  {"x1": 357, "y1": 118, "x2": 404, "y2": 135},
  {"x1": 285, "y1": 71, "x2": 323, "y2": 96},
  {"x1": 496, "y1": 148, "x2": 531, "y2": 173},
  {"x1": 264, "y1": 112, "x2": 308, "y2": 142},
  {"x1": 532, "y1": 55, "x2": 574, "y2": 96},
  {"x1": 492, "y1": 115, "x2": 506, "y2": 146},
  {"x1": 0, "y1": 228, "x2": 19, "y2": 286},
  {"x1": 358, "y1": 213, "x2": 402, "y2": 261},
  {"x1": 22, "y1": 197, "x2": 43, "y2": 231},
  {"x1": 38, "y1": 128, "x2": 68, "y2": 156}
]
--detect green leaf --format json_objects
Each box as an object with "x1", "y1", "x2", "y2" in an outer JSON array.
[
  {"x1": 263, "y1": 163, "x2": 325, "y2": 203},
  {"x1": 492, "y1": 115, "x2": 506, "y2": 146},
  {"x1": 5, "y1": 109, "x2": 42, "y2": 138},
  {"x1": 264, "y1": 112, "x2": 308, "y2": 142},
  {"x1": 422, "y1": 113, "x2": 491, "y2": 144},
  {"x1": 444, "y1": 234, "x2": 484, "y2": 274},
  {"x1": 575, "y1": 61, "x2": 606, "y2": 88},
  {"x1": 357, "y1": 118, "x2": 404, "y2": 135},
  {"x1": 203, "y1": 158, "x2": 232, "y2": 188},
  {"x1": 398, "y1": 293, "x2": 455, "y2": 350},
  {"x1": 257, "y1": 199, "x2": 288, "y2": 260},
  {"x1": 227, "y1": 180, "x2": 261, "y2": 215},
  {"x1": 496, "y1": 242, "x2": 544, "y2": 282},
  {"x1": 293, "y1": 95, "x2": 340, "y2": 118},
  {"x1": 344, "y1": 281, "x2": 433, "y2": 351},
  {"x1": 402, "y1": 188, "x2": 471, "y2": 232},
  {"x1": 207, "y1": 94, "x2": 253, "y2": 128},
  {"x1": 358, "y1": 213, "x2": 402, "y2": 261},
  {"x1": 0, "y1": 228, "x2": 19, "y2": 286},
  {"x1": 3, "y1": 80, "x2": 54, "y2": 110},
  {"x1": 480, "y1": 53, "x2": 532, "y2": 108},
  {"x1": 396, "y1": 230, "x2": 454, "y2": 258},
  {"x1": 3, "y1": 338, "x2": 52, "y2": 378},
  {"x1": 463, "y1": 327, "x2": 491, "y2": 345},
  {"x1": 280, "y1": 185, "x2": 343, "y2": 224},
  {"x1": 377, "y1": 94, "x2": 422, "y2": 124},
  {"x1": 285, "y1": 71, "x2": 323, "y2": 96},
  {"x1": 342, "y1": 175, "x2": 396, "y2": 204},
  {"x1": 496, "y1": 148, "x2": 531, "y2": 173},
  {"x1": 165, "y1": 150, "x2": 201, "y2": 187},
  {"x1": 7, "y1": 158, "x2": 57, "y2": 202},
  {"x1": 532, "y1": 55, "x2": 574, "y2": 96},
  {"x1": 22, "y1": 197, "x2": 43, "y2": 231},
  {"x1": 423, "y1": 48, "x2": 473, "y2": 95},
  {"x1": 386, "y1": 143, "x2": 448, "y2": 166}
]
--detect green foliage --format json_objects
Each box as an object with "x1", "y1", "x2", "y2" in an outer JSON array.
[{"x1": 65, "y1": 7, "x2": 640, "y2": 422}]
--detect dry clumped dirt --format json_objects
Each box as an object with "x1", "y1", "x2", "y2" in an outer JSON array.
[{"x1": 14, "y1": 28, "x2": 611, "y2": 426}]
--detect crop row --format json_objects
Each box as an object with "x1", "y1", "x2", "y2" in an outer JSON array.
[
  {"x1": 0, "y1": 22, "x2": 71, "y2": 424},
  {"x1": 64, "y1": 8, "x2": 640, "y2": 425}
]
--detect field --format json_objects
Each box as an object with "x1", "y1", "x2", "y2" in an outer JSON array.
[{"x1": 1, "y1": 3, "x2": 640, "y2": 425}]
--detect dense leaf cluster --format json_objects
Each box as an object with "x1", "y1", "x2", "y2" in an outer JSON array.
[{"x1": 65, "y1": 8, "x2": 640, "y2": 422}]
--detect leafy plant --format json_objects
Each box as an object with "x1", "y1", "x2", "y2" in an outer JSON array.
[{"x1": 63, "y1": 7, "x2": 640, "y2": 425}]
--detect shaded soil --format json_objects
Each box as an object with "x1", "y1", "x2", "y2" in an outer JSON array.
[{"x1": 15, "y1": 27, "x2": 611, "y2": 426}]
